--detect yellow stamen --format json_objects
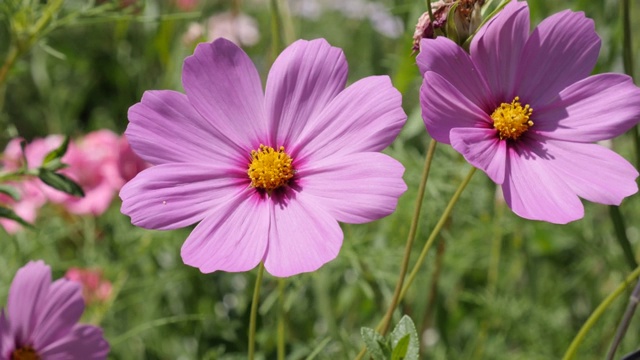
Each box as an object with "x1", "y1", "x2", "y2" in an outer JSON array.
[
  {"x1": 248, "y1": 145, "x2": 294, "y2": 192},
  {"x1": 491, "y1": 96, "x2": 534, "y2": 140},
  {"x1": 12, "y1": 346, "x2": 41, "y2": 360}
]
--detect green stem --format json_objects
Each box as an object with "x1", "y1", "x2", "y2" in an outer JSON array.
[
  {"x1": 248, "y1": 263, "x2": 265, "y2": 360},
  {"x1": 377, "y1": 140, "x2": 438, "y2": 336},
  {"x1": 609, "y1": 206, "x2": 637, "y2": 269},
  {"x1": 399, "y1": 166, "x2": 477, "y2": 301},
  {"x1": 0, "y1": 46, "x2": 20, "y2": 87},
  {"x1": 354, "y1": 140, "x2": 438, "y2": 360},
  {"x1": 562, "y1": 265, "x2": 640, "y2": 360},
  {"x1": 269, "y1": 0, "x2": 283, "y2": 59},
  {"x1": 277, "y1": 278, "x2": 286, "y2": 360},
  {"x1": 426, "y1": 0, "x2": 435, "y2": 26}
]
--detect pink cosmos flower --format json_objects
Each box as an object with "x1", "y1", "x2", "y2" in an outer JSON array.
[
  {"x1": 0, "y1": 261, "x2": 109, "y2": 359},
  {"x1": 0, "y1": 139, "x2": 48, "y2": 233},
  {"x1": 418, "y1": 0, "x2": 640, "y2": 223},
  {"x1": 65, "y1": 268, "x2": 113, "y2": 305},
  {"x1": 43, "y1": 131, "x2": 122, "y2": 216},
  {"x1": 121, "y1": 38, "x2": 407, "y2": 277}
]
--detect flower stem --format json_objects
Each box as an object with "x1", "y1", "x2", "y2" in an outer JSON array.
[
  {"x1": 398, "y1": 166, "x2": 476, "y2": 301},
  {"x1": 425, "y1": 0, "x2": 435, "y2": 27},
  {"x1": 248, "y1": 262, "x2": 265, "y2": 360},
  {"x1": 606, "y1": 279, "x2": 640, "y2": 360},
  {"x1": 377, "y1": 140, "x2": 438, "y2": 336},
  {"x1": 562, "y1": 265, "x2": 640, "y2": 360},
  {"x1": 354, "y1": 140, "x2": 438, "y2": 360},
  {"x1": 277, "y1": 278, "x2": 286, "y2": 360},
  {"x1": 609, "y1": 206, "x2": 637, "y2": 270}
]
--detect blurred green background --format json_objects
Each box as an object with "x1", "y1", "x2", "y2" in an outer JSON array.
[{"x1": 1, "y1": 0, "x2": 640, "y2": 359}]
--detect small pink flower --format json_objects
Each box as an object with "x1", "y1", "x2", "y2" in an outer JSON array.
[
  {"x1": 0, "y1": 261, "x2": 109, "y2": 359},
  {"x1": 65, "y1": 268, "x2": 113, "y2": 304},
  {"x1": 207, "y1": 12, "x2": 260, "y2": 46},
  {"x1": 418, "y1": 0, "x2": 640, "y2": 223},
  {"x1": 45, "y1": 130, "x2": 121, "y2": 216},
  {"x1": 121, "y1": 38, "x2": 407, "y2": 277},
  {"x1": 0, "y1": 139, "x2": 47, "y2": 233},
  {"x1": 117, "y1": 137, "x2": 149, "y2": 185},
  {"x1": 175, "y1": 0, "x2": 198, "y2": 11}
]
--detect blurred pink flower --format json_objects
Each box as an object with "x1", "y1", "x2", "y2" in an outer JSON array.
[
  {"x1": 175, "y1": 0, "x2": 198, "y2": 11},
  {"x1": 118, "y1": 136, "x2": 149, "y2": 185},
  {"x1": 0, "y1": 139, "x2": 47, "y2": 233},
  {"x1": 0, "y1": 261, "x2": 109, "y2": 359},
  {"x1": 65, "y1": 268, "x2": 113, "y2": 304},
  {"x1": 207, "y1": 12, "x2": 260, "y2": 46}
]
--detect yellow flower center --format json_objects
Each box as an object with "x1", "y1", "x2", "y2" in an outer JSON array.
[
  {"x1": 491, "y1": 96, "x2": 534, "y2": 140},
  {"x1": 12, "y1": 346, "x2": 40, "y2": 360},
  {"x1": 248, "y1": 145, "x2": 294, "y2": 192}
]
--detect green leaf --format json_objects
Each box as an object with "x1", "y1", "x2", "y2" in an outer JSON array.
[
  {"x1": 42, "y1": 136, "x2": 69, "y2": 166},
  {"x1": 38, "y1": 169, "x2": 84, "y2": 197},
  {"x1": 445, "y1": 1, "x2": 460, "y2": 44},
  {"x1": 361, "y1": 327, "x2": 389, "y2": 360},
  {"x1": 391, "y1": 334, "x2": 410, "y2": 360},
  {"x1": 0, "y1": 184, "x2": 21, "y2": 201},
  {"x1": 390, "y1": 316, "x2": 420, "y2": 360},
  {"x1": 0, "y1": 206, "x2": 33, "y2": 228}
]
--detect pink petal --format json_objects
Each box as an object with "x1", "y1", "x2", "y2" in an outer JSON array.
[
  {"x1": 502, "y1": 139, "x2": 584, "y2": 224},
  {"x1": 263, "y1": 193, "x2": 343, "y2": 277},
  {"x1": 470, "y1": 0, "x2": 530, "y2": 101},
  {"x1": 421, "y1": 71, "x2": 491, "y2": 144},
  {"x1": 127, "y1": 90, "x2": 242, "y2": 166},
  {"x1": 449, "y1": 128, "x2": 506, "y2": 184},
  {"x1": 181, "y1": 189, "x2": 269, "y2": 273},
  {"x1": 39, "y1": 325, "x2": 109, "y2": 360},
  {"x1": 539, "y1": 139, "x2": 638, "y2": 205},
  {"x1": 293, "y1": 76, "x2": 406, "y2": 162},
  {"x1": 265, "y1": 39, "x2": 348, "y2": 147},
  {"x1": 533, "y1": 74, "x2": 640, "y2": 142},
  {"x1": 7, "y1": 261, "x2": 51, "y2": 346},
  {"x1": 297, "y1": 152, "x2": 406, "y2": 224},
  {"x1": 32, "y1": 280, "x2": 84, "y2": 350},
  {"x1": 515, "y1": 9, "x2": 600, "y2": 108},
  {"x1": 62, "y1": 181, "x2": 115, "y2": 216},
  {"x1": 120, "y1": 163, "x2": 248, "y2": 230},
  {"x1": 417, "y1": 37, "x2": 494, "y2": 112},
  {"x1": 182, "y1": 38, "x2": 266, "y2": 148}
]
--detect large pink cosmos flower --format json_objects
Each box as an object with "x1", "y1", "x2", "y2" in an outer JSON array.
[
  {"x1": 418, "y1": 0, "x2": 640, "y2": 223},
  {"x1": 120, "y1": 38, "x2": 407, "y2": 277},
  {"x1": 0, "y1": 261, "x2": 109, "y2": 359}
]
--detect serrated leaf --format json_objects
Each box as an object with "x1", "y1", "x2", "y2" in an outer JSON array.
[
  {"x1": 391, "y1": 334, "x2": 410, "y2": 360},
  {"x1": 42, "y1": 136, "x2": 69, "y2": 166},
  {"x1": 0, "y1": 206, "x2": 32, "y2": 228},
  {"x1": 390, "y1": 316, "x2": 420, "y2": 360},
  {"x1": 0, "y1": 184, "x2": 21, "y2": 201},
  {"x1": 361, "y1": 327, "x2": 388, "y2": 360},
  {"x1": 38, "y1": 169, "x2": 84, "y2": 197}
]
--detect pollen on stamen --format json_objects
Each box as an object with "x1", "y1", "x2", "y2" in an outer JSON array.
[
  {"x1": 491, "y1": 96, "x2": 534, "y2": 140},
  {"x1": 247, "y1": 144, "x2": 294, "y2": 192}
]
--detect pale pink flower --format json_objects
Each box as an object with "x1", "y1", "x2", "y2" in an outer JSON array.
[
  {"x1": 0, "y1": 261, "x2": 109, "y2": 359},
  {"x1": 207, "y1": 12, "x2": 260, "y2": 46},
  {"x1": 65, "y1": 268, "x2": 113, "y2": 304},
  {"x1": 418, "y1": 0, "x2": 640, "y2": 223},
  {"x1": 121, "y1": 39, "x2": 407, "y2": 277}
]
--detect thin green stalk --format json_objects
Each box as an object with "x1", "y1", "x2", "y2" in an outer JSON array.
[
  {"x1": 606, "y1": 280, "x2": 640, "y2": 360},
  {"x1": 248, "y1": 263, "x2": 265, "y2": 360},
  {"x1": 0, "y1": 46, "x2": 20, "y2": 86},
  {"x1": 609, "y1": 206, "x2": 637, "y2": 270},
  {"x1": 277, "y1": 278, "x2": 286, "y2": 360},
  {"x1": 354, "y1": 140, "x2": 438, "y2": 360},
  {"x1": 377, "y1": 140, "x2": 438, "y2": 336},
  {"x1": 425, "y1": 0, "x2": 435, "y2": 25},
  {"x1": 399, "y1": 166, "x2": 477, "y2": 301},
  {"x1": 269, "y1": 0, "x2": 283, "y2": 59},
  {"x1": 562, "y1": 265, "x2": 640, "y2": 360}
]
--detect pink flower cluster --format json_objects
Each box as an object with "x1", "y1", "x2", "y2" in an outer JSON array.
[{"x1": 0, "y1": 130, "x2": 147, "y2": 234}]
